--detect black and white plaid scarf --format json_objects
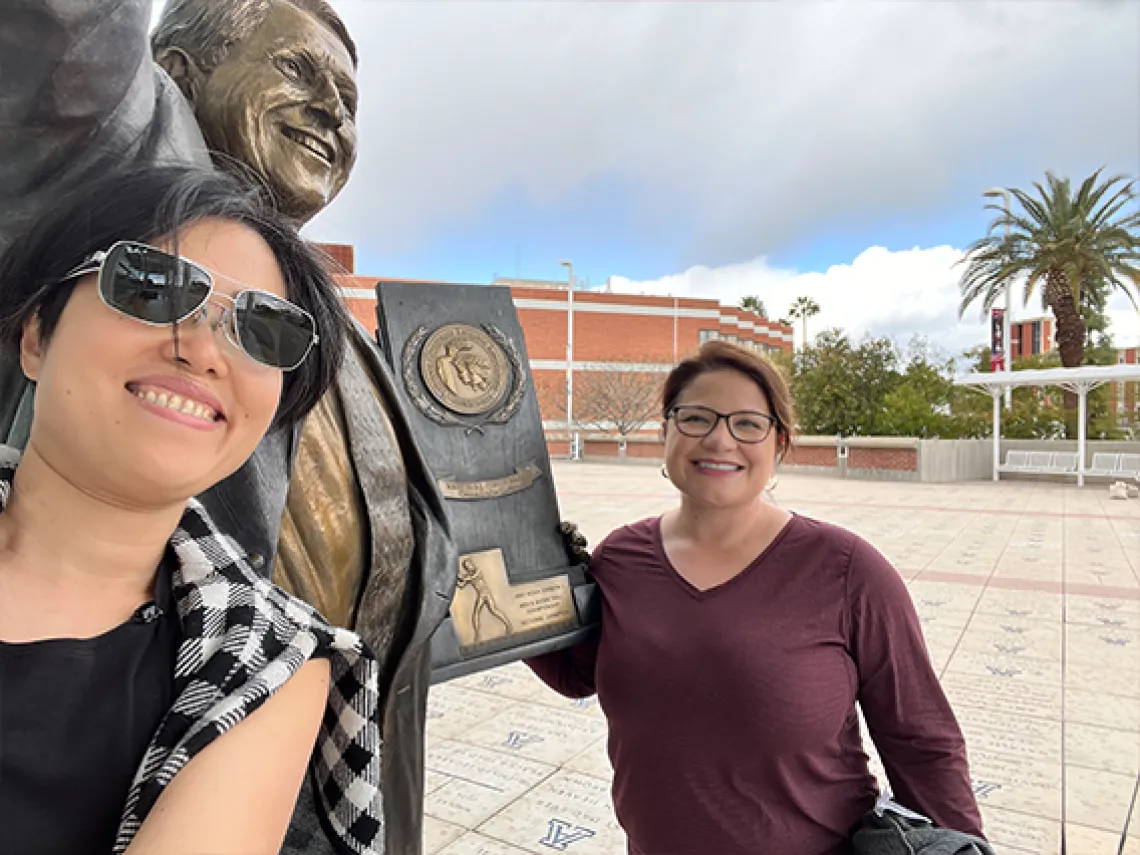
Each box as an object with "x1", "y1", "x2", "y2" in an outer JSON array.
[{"x1": 0, "y1": 450, "x2": 385, "y2": 855}]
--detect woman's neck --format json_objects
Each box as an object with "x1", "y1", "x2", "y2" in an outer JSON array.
[
  {"x1": 668, "y1": 495, "x2": 782, "y2": 551},
  {"x1": 0, "y1": 445, "x2": 184, "y2": 638}
]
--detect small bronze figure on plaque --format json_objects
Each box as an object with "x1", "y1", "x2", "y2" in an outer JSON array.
[{"x1": 456, "y1": 556, "x2": 514, "y2": 643}]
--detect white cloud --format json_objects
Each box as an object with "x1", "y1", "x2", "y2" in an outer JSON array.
[
  {"x1": 608, "y1": 246, "x2": 1140, "y2": 356},
  {"x1": 308, "y1": 1, "x2": 1139, "y2": 263}
]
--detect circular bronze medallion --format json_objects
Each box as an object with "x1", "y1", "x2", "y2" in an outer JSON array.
[{"x1": 420, "y1": 324, "x2": 511, "y2": 415}]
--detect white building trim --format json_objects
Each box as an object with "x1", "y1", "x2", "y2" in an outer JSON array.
[
  {"x1": 543, "y1": 419, "x2": 664, "y2": 431},
  {"x1": 513, "y1": 299, "x2": 719, "y2": 320},
  {"x1": 531, "y1": 360, "x2": 674, "y2": 373},
  {"x1": 342, "y1": 289, "x2": 794, "y2": 341}
]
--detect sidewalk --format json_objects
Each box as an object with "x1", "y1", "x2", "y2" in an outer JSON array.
[{"x1": 421, "y1": 462, "x2": 1140, "y2": 855}]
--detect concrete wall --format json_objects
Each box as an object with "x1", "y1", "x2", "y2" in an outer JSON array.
[
  {"x1": 919, "y1": 439, "x2": 994, "y2": 483},
  {"x1": 547, "y1": 432, "x2": 1140, "y2": 482}
]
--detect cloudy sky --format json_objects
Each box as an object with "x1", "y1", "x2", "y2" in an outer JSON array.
[{"x1": 159, "y1": 1, "x2": 1140, "y2": 354}]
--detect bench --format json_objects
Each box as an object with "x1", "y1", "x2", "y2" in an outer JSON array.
[
  {"x1": 1086, "y1": 453, "x2": 1140, "y2": 479},
  {"x1": 998, "y1": 451, "x2": 1080, "y2": 477},
  {"x1": 996, "y1": 451, "x2": 1030, "y2": 473}
]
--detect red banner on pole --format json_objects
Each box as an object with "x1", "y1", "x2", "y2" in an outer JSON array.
[{"x1": 990, "y1": 308, "x2": 1006, "y2": 372}]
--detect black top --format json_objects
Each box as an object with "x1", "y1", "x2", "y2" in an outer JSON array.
[{"x1": 0, "y1": 554, "x2": 180, "y2": 854}]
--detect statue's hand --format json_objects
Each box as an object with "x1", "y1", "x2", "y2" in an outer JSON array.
[{"x1": 559, "y1": 521, "x2": 591, "y2": 566}]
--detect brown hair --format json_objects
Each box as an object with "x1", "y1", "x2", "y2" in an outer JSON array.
[{"x1": 662, "y1": 341, "x2": 797, "y2": 460}]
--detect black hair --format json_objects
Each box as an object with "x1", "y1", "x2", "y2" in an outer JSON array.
[{"x1": 0, "y1": 163, "x2": 351, "y2": 430}]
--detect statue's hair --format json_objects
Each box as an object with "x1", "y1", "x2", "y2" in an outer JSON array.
[{"x1": 152, "y1": 0, "x2": 358, "y2": 73}]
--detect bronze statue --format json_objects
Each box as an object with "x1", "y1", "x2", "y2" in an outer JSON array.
[
  {"x1": 151, "y1": 0, "x2": 416, "y2": 667},
  {"x1": 0, "y1": 2, "x2": 452, "y2": 853}
]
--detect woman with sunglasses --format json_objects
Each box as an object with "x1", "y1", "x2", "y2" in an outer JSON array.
[
  {"x1": 528, "y1": 341, "x2": 983, "y2": 855},
  {"x1": 0, "y1": 165, "x2": 385, "y2": 855}
]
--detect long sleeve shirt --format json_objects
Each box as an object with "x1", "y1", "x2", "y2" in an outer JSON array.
[{"x1": 527, "y1": 514, "x2": 982, "y2": 855}]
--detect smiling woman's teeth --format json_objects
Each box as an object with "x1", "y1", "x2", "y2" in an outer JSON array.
[
  {"x1": 136, "y1": 389, "x2": 216, "y2": 422},
  {"x1": 697, "y1": 462, "x2": 741, "y2": 471}
]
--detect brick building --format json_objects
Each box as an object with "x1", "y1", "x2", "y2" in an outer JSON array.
[
  {"x1": 1110, "y1": 346, "x2": 1139, "y2": 427},
  {"x1": 1010, "y1": 315, "x2": 1054, "y2": 358},
  {"x1": 497, "y1": 277, "x2": 792, "y2": 436},
  {"x1": 316, "y1": 244, "x2": 794, "y2": 454},
  {"x1": 987, "y1": 310, "x2": 1136, "y2": 430}
]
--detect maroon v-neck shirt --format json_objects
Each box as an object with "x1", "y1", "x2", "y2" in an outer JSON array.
[{"x1": 528, "y1": 514, "x2": 981, "y2": 855}]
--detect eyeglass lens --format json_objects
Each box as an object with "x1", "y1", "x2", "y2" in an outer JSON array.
[{"x1": 671, "y1": 406, "x2": 773, "y2": 443}]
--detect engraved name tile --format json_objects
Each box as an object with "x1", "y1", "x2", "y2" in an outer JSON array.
[
  {"x1": 438, "y1": 832, "x2": 534, "y2": 855},
  {"x1": 966, "y1": 756, "x2": 1062, "y2": 820},
  {"x1": 460, "y1": 701, "x2": 609, "y2": 766},
  {"x1": 977, "y1": 805, "x2": 1060, "y2": 854},
  {"x1": 561, "y1": 736, "x2": 613, "y2": 781},
  {"x1": 428, "y1": 685, "x2": 519, "y2": 740},
  {"x1": 941, "y1": 673, "x2": 1062, "y2": 721},
  {"x1": 1064, "y1": 722, "x2": 1140, "y2": 777},
  {"x1": 1064, "y1": 688, "x2": 1140, "y2": 731},
  {"x1": 478, "y1": 771, "x2": 626, "y2": 855},
  {"x1": 1064, "y1": 766, "x2": 1136, "y2": 833},
  {"x1": 424, "y1": 816, "x2": 467, "y2": 855}
]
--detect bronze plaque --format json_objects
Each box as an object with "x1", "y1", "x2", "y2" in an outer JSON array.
[
  {"x1": 437, "y1": 462, "x2": 543, "y2": 501},
  {"x1": 421, "y1": 323, "x2": 510, "y2": 415},
  {"x1": 450, "y1": 549, "x2": 576, "y2": 650},
  {"x1": 377, "y1": 282, "x2": 597, "y2": 683}
]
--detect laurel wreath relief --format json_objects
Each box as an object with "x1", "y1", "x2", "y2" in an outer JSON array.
[{"x1": 401, "y1": 323, "x2": 527, "y2": 433}]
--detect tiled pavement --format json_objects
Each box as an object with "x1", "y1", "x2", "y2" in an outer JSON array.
[{"x1": 423, "y1": 462, "x2": 1140, "y2": 855}]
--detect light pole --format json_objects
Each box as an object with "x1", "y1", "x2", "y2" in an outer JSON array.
[
  {"x1": 672, "y1": 295, "x2": 678, "y2": 362},
  {"x1": 984, "y1": 186, "x2": 1013, "y2": 409},
  {"x1": 560, "y1": 260, "x2": 576, "y2": 459}
]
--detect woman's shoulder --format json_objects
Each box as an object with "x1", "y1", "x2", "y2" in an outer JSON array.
[
  {"x1": 597, "y1": 516, "x2": 660, "y2": 551},
  {"x1": 781, "y1": 513, "x2": 861, "y2": 555},
  {"x1": 786, "y1": 513, "x2": 904, "y2": 594},
  {"x1": 589, "y1": 516, "x2": 661, "y2": 571}
]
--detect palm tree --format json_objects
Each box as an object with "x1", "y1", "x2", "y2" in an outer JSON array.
[
  {"x1": 787, "y1": 296, "x2": 821, "y2": 348},
  {"x1": 740, "y1": 296, "x2": 766, "y2": 317},
  {"x1": 958, "y1": 169, "x2": 1140, "y2": 371}
]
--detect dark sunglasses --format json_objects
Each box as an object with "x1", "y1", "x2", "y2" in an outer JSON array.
[{"x1": 60, "y1": 241, "x2": 318, "y2": 371}]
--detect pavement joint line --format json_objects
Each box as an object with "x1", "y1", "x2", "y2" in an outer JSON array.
[{"x1": 424, "y1": 768, "x2": 505, "y2": 793}]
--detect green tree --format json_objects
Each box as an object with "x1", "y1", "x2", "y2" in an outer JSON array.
[
  {"x1": 877, "y1": 338, "x2": 957, "y2": 438},
  {"x1": 790, "y1": 329, "x2": 901, "y2": 436},
  {"x1": 957, "y1": 169, "x2": 1140, "y2": 432},
  {"x1": 787, "y1": 295, "x2": 821, "y2": 347},
  {"x1": 739, "y1": 296, "x2": 766, "y2": 317}
]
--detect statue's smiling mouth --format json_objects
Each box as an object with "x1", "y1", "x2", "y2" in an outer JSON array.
[{"x1": 281, "y1": 126, "x2": 336, "y2": 166}]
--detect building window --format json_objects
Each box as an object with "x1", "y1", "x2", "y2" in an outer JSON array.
[
  {"x1": 698, "y1": 329, "x2": 718, "y2": 344},
  {"x1": 1032, "y1": 322, "x2": 1042, "y2": 354}
]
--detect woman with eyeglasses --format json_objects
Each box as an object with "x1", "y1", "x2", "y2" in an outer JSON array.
[
  {"x1": 0, "y1": 165, "x2": 385, "y2": 855},
  {"x1": 527, "y1": 341, "x2": 982, "y2": 855}
]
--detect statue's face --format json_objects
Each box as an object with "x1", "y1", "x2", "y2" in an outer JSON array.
[{"x1": 193, "y1": 2, "x2": 358, "y2": 223}]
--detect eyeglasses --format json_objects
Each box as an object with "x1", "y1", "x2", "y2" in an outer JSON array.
[
  {"x1": 60, "y1": 241, "x2": 318, "y2": 371},
  {"x1": 667, "y1": 405, "x2": 777, "y2": 444}
]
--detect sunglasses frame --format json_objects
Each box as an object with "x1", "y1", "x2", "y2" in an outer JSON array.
[{"x1": 61, "y1": 240, "x2": 318, "y2": 371}]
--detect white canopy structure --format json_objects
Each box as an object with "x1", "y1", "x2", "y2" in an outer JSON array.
[{"x1": 954, "y1": 364, "x2": 1140, "y2": 486}]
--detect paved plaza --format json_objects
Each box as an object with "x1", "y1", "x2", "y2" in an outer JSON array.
[{"x1": 422, "y1": 462, "x2": 1140, "y2": 855}]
